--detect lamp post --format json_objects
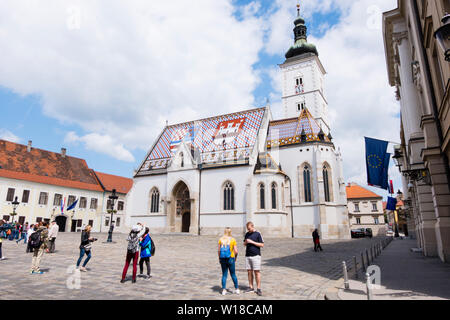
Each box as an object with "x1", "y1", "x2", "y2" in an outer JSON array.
[
  {"x1": 107, "y1": 189, "x2": 118, "y2": 243},
  {"x1": 434, "y1": 13, "x2": 450, "y2": 62},
  {"x1": 11, "y1": 196, "x2": 20, "y2": 224}
]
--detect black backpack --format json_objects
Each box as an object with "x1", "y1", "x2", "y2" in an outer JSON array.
[
  {"x1": 29, "y1": 230, "x2": 43, "y2": 249},
  {"x1": 150, "y1": 237, "x2": 156, "y2": 256}
]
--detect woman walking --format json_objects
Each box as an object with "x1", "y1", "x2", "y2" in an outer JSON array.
[
  {"x1": 77, "y1": 225, "x2": 96, "y2": 271},
  {"x1": 138, "y1": 227, "x2": 152, "y2": 280},
  {"x1": 218, "y1": 227, "x2": 239, "y2": 295},
  {"x1": 121, "y1": 224, "x2": 145, "y2": 283}
]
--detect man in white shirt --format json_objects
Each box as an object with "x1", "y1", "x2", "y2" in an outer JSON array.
[
  {"x1": 26, "y1": 224, "x2": 35, "y2": 253},
  {"x1": 47, "y1": 221, "x2": 59, "y2": 253}
]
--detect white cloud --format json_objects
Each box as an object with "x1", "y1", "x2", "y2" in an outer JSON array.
[
  {"x1": 0, "y1": 0, "x2": 264, "y2": 159},
  {"x1": 65, "y1": 131, "x2": 135, "y2": 162},
  {"x1": 0, "y1": 129, "x2": 21, "y2": 143},
  {"x1": 265, "y1": 0, "x2": 400, "y2": 193}
]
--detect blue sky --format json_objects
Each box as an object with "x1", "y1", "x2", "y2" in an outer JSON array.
[{"x1": 0, "y1": 0, "x2": 399, "y2": 199}]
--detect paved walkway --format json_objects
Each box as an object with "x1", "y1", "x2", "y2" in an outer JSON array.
[
  {"x1": 0, "y1": 232, "x2": 387, "y2": 300},
  {"x1": 337, "y1": 238, "x2": 450, "y2": 300}
]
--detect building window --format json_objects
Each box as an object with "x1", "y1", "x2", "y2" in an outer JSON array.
[
  {"x1": 36, "y1": 217, "x2": 42, "y2": 223},
  {"x1": 354, "y1": 203, "x2": 360, "y2": 212},
  {"x1": 117, "y1": 201, "x2": 124, "y2": 211},
  {"x1": 259, "y1": 183, "x2": 265, "y2": 210},
  {"x1": 88, "y1": 220, "x2": 93, "y2": 227},
  {"x1": 180, "y1": 152, "x2": 184, "y2": 168},
  {"x1": 105, "y1": 216, "x2": 110, "y2": 227},
  {"x1": 271, "y1": 183, "x2": 277, "y2": 210},
  {"x1": 2, "y1": 215, "x2": 10, "y2": 222},
  {"x1": 372, "y1": 202, "x2": 378, "y2": 212},
  {"x1": 303, "y1": 165, "x2": 312, "y2": 202},
  {"x1": 107, "y1": 199, "x2": 113, "y2": 210},
  {"x1": 374, "y1": 217, "x2": 379, "y2": 225},
  {"x1": 38, "y1": 192, "x2": 48, "y2": 205},
  {"x1": 295, "y1": 77, "x2": 304, "y2": 94},
  {"x1": 6, "y1": 188, "x2": 15, "y2": 202},
  {"x1": 297, "y1": 102, "x2": 306, "y2": 111},
  {"x1": 22, "y1": 190, "x2": 30, "y2": 204},
  {"x1": 323, "y1": 165, "x2": 331, "y2": 202},
  {"x1": 79, "y1": 197, "x2": 87, "y2": 209},
  {"x1": 67, "y1": 195, "x2": 76, "y2": 207},
  {"x1": 223, "y1": 182, "x2": 234, "y2": 211},
  {"x1": 356, "y1": 217, "x2": 361, "y2": 225},
  {"x1": 90, "y1": 198, "x2": 98, "y2": 210},
  {"x1": 116, "y1": 217, "x2": 121, "y2": 227},
  {"x1": 150, "y1": 189, "x2": 160, "y2": 213},
  {"x1": 53, "y1": 194, "x2": 62, "y2": 206}
]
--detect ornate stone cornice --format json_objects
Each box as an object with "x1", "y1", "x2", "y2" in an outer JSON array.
[{"x1": 392, "y1": 31, "x2": 408, "y2": 46}]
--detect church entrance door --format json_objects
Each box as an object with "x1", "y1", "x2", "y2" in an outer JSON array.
[
  {"x1": 172, "y1": 181, "x2": 191, "y2": 233},
  {"x1": 182, "y1": 212, "x2": 191, "y2": 233}
]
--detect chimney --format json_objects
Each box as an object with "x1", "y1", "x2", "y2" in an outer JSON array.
[
  {"x1": 61, "y1": 148, "x2": 67, "y2": 158},
  {"x1": 27, "y1": 141, "x2": 32, "y2": 152}
]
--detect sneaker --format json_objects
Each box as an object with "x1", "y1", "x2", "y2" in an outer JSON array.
[
  {"x1": 221, "y1": 289, "x2": 227, "y2": 296},
  {"x1": 132, "y1": 279, "x2": 136, "y2": 283},
  {"x1": 256, "y1": 289, "x2": 262, "y2": 296},
  {"x1": 0, "y1": 257, "x2": 5, "y2": 260},
  {"x1": 80, "y1": 267, "x2": 87, "y2": 272},
  {"x1": 146, "y1": 275, "x2": 152, "y2": 280},
  {"x1": 120, "y1": 279, "x2": 125, "y2": 283},
  {"x1": 245, "y1": 287, "x2": 255, "y2": 293},
  {"x1": 235, "y1": 289, "x2": 241, "y2": 295},
  {"x1": 33, "y1": 271, "x2": 44, "y2": 275}
]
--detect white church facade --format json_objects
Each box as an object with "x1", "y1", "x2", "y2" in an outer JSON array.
[{"x1": 125, "y1": 8, "x2": 350, "y2": 239}]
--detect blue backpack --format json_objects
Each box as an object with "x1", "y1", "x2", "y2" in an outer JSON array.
[{"x1": 219, "y1": 242, "x2": 232, "y2": 259}]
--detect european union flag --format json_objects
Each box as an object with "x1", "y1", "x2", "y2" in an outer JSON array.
[
  {"x1": 365, "y1": 137, "x2": 390, "y2": 190},
  {"x1": 386, "y1": 196, "x2": 397, "y2": 211}
]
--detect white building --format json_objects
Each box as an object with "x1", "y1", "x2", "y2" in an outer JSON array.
[
  {"x1": 125, "y1": 8, "x2": 350, "y2": 239},
  {"x1": 0, "y1": 140, "x2": 132, "y2": 233}
]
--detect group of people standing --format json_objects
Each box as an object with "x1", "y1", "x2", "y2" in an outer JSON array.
[{"x1": 218, "y1": 221, "x2": 264, "y2": 296}]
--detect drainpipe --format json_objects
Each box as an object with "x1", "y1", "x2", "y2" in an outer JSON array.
[
  {"x1": 198, "y1": 165, "x2": 202, "y2": 236},
  {"x1": 413, "y1": 0, "x2": 450, "y2": 190}
]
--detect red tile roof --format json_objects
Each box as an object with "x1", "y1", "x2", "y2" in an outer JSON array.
[
  {"x1": 94, "y1": 171, "x2": 133, "y2": 194},
  {"x1": 346, "y1": 184, "x2": 383, "y2": 199},
  {"x1": 0, "y1": 139, "x2": 103, "y2": 192}
]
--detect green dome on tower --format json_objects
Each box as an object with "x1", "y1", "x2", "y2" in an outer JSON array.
[{"x1": 285, "y1": 3, "x2": 318, "y2": 59}]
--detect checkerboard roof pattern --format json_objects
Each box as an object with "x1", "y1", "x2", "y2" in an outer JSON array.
[
  {"x1": 144, "y1": 107, "x2": 266, "y2": 162},
  {"x1": 267, "y1": 108, "x2": 330, "y2": 147}
]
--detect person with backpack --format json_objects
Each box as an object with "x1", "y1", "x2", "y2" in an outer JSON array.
[
  {"x1": 218, "y1": 227, "x2": 239, "y2": 296},
  {"x1": 77, "y1": 225, "x2": 97, "y2": 272},
  {"x1": 26, "y1": 224, "x2": 36, "y2": 253},
  {"x1": 244, "y1": 222, "x2": 264, "y2": 296},
  {"x1": 120, "y1": 223, "x2": 145, "y2": 283},
  {"x1": 138, "y1": 227, "x2": 153, "y2": 280},
  {"x1": 29, "y1": 222, "x2": 49, "y2": 274}
]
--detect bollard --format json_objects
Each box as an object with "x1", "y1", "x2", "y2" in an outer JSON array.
[
  {"x1": 361, "y1": 252, "x2": 366, "y2": 271},
  {"x1": 366, "y1": 272, "x2": 373, "y2": 300},
  {"x1": 353, "y1": 256, "x2": 358, "y2": 279},
  {"x1": 343, "y1": 261, "x2": 350, "y2": 290}
]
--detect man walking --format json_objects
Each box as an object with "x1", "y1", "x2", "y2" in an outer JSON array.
[
  {"x1": 47, "y1": 221, "x2": 59, "y2": 253},
  {"x1": 312, "y1": 228, "x2": 323, "y2": 252},
  {"x1": 243, "y1": 222, "x2": 264, "y2": 296},
  {"x1": 30, "y1": 222, "x2": 49, "y2": 274},
  {"x1": 16, "y1": 222, "x2": 29, "y2": 244}
]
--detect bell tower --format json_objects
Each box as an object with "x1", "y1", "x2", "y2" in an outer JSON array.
[{"x1": 280, "y1": 2, "x2": 330, "y2": 134}]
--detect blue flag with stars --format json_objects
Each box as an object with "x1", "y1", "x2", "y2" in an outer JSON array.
[{"x1": 365, "y1": 137, "x2": 390, "y2": 190}]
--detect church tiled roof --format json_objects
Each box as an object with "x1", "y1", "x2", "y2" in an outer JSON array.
[
  {"x1": 136, "y1": 108, "x2": 266, "y2": 175},
  {"x1": 0, "y1": 139, "x2": 103, "y2": 192},
  {"x1": 267, "y1": 108, "x2": 331, "y2": 149}
]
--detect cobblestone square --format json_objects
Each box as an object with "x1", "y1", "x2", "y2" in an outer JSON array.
[{"x1": 0, "y1": 233, "x2": 386, "y2": 300}]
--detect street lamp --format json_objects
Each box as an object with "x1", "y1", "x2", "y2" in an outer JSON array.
[
  {"x1": 392, "y1": 145, "x2": 403, "y2": 171},
  {"x1": 11, "y1": 196, "x2": 20, "y2": 224},
  {"x1": 106, "y1": 189, "x2": 118, "y2": 243},
  {"x1": 434, "y1": 13, "x2": 450, "y2": 62}
]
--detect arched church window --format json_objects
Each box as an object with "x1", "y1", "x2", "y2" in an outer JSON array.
[
  {"x1": 303, "y1": 165, "x2": 312, "y2": 202},
  {"x1": 150, "y1": 188, "x2": 160, "y2": 213},
  {"x1": 271, "y1": 183, "x2": 277, "y2": 210},
  {"x1": 323, "y1": 165, "x2": 332, "y2": 202},
  {"x1": 259, "y1": 183, "x2": 265, "y2": 209},
  {"x1": 223, "y1": 182, "x2": 234, "y2": 211}
]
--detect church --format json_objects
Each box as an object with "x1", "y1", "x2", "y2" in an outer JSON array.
[{"x1": 125, "y1": 7, "x2": 350, "y2": 239}]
